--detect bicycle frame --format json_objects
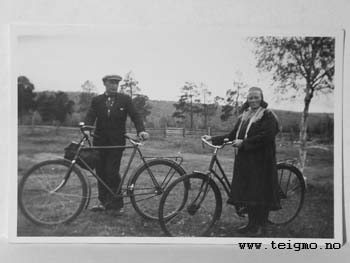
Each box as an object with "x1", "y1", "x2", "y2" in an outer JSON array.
[
  {"x1": 62, "y1": 127, "x2": 183, "y2": 205},
  {"x1": 75, "y1": 143, "x2": 144, "y2": 199},
  {"x1": 206, "y1": 150, "x2": 232, "y2": 197},
  {"x1": 199, "y1": 137, "x2": 304, "y2": 209}
]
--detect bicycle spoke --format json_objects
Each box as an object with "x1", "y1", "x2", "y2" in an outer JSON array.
[
  {"x1": 159, "y1": 173, "x2": 221, "y2": 237},
  {"x1": 19, "y1": 160, "x2": 87, "y2": 226},
  {"x1": 131, "y1": 194, "x2": 157, "y2": 202},
  {"x1": 50, "y1": 192, "x2": 85, "y2": 199},
  {"x1": 268, "y1": 164, "x2": 304, "y2": 225},
  {"x1": 40, "y1": 166, "x2": 56, "y2": 190},
  {"x1": 160, "y1": 168, "x2": 177, "y2": 188},
  {"x1": 24, "y1": 193, "x2": 50, "y2": 204},
  {"x1": 36, "y1": 167, "x2": 51, "y2": 190},
  {"x1": 284, "y1": 174, "x2": 292, "y2": 193},
  {"x1": 289, "y1": 184, "x2": 301, "y2": 192},
  {"x1": 130, "y1": 160, "x2": 185, "y2": 220},
  {"x1": 33, "y1": 174, "x2": 51, "y2": 192}
]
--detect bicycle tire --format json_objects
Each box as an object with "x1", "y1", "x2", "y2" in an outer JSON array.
[
  {"x1": 18, "y1": 159, "x2": 88, "y2": 226},
  {"x1": 268, "y1": 163, "x2": 305, "y2": 225},
  {"x1": 158, "y1": 172, "x2": 222, "y2": 237},
  {"x1": 129, "y1": 159, "x2": 187, "y2": 220}
]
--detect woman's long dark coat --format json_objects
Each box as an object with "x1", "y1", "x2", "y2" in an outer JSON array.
[{"x1": 212, "y1": 109, "x2": 281, "y2": 210}]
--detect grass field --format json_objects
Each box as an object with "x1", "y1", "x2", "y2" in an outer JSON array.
[{"x1": 17, "y1": 126, "x2": 334, "y2": 238}]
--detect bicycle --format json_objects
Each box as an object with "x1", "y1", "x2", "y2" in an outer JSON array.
[
  {"x1": 158, "y1": 136, "x2": 305, "y2": 237},
  {"x1": 18, "y1": 123, "x2": 188, "y2": 226}
]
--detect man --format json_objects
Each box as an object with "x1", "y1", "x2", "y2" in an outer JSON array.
[{"x1": 85, "y1": 74, "x2": 149, "y2": 214}]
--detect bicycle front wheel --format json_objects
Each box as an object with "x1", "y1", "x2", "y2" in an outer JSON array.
[
  {"x1": 129, "y1": 159, "x2": 187, "y2": 220},
  {"x1": 268, "y1": 163, "x2": 305, "y2": 225},
  {"x1": 159, "y1": 173, "x2": 222, "y2": 237},
  {"x1": 18, "y1": 159, "x2": 88, "y2": 226}
]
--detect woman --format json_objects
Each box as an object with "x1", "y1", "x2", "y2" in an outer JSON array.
[{"x1": 204, "y1": 87, "x2": 281, "y2": 236}]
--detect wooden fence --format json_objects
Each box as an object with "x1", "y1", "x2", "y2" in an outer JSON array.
[
  {"x1": 124, "y1": 126, "x2": 211, "y2": 137},
  {"x1": 19, "y1": 125, "x2": 212, "y2": 138},
  {"x1": 18, "y1": 125, "x2": 307, "y2": 144}
]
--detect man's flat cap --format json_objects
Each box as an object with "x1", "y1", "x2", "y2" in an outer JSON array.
[{"x1": 102, "y1": 75, "x2": 122, "y2": 82}]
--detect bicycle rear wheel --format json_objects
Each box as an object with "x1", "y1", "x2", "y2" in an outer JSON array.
[
  {"x1": 129, "y1": 159, "x2": 187, "y2": 220},
  {"x1": 18, "y1": 159, "x2": 88, "y2": 226},
  {"x1": 159, "y1": 172, "x2": 222, "y2": 237},
  {"x1": 268, "y1": 163, "x2": 305, "y2": 225}
]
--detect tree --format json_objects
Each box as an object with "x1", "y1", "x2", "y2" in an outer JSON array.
[
  {"x1": 220, "y1": 80, "x2": 248, "y2": 121},
  {"x1": 132, "y1": 94, "x2": 152, "y2": 122},
  {"x1": 173, "y1": 82, "x2": 201, "y2": 129},
  {"x1": 119, "y1": 71, "x2": 152, "y2": 125},
  {"x1": 18, "y1": 76, "x2": 36, "y2": 124},
  {"x1": 250, "y1": 37, "x2": 335, "y2": 172},
  {"x1": 159, "y1": 116, "x2": 168, "y2": 128},
  {"x1": 54, "y1": 92, "x2": 75, "y2": 124},
  {"x1": 79, "y1": 80, "x2": 96, "y2": 113},
  {"x1": 195, "y1": 83, "x2": 218, "y2": 129},
  {"x1": 172, "y1": 94, "x2": 187, "y2": 126},
  {"x1": 197, "y1": 83, "x2": 218, "y2": 129},
  {"x1": 36, "y1": 91, "x2": 75, "y2": 125},
  {"x1": 120, "y1": 71, "x2": 140, "y2": 98},
  {"x1": 36, "y1": 92, "x2": 56, "y2": 123}
]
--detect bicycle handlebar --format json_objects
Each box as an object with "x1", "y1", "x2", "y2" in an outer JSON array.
[
  {"x1": 78, "y1": 122, "x2": 143, "y2": 146},
  {"x1": 201, "y1": 136, "x2": 233, "y2": 149},
  {"x1": 124, "y1": 133, "x2": 143, "y2": 146}
]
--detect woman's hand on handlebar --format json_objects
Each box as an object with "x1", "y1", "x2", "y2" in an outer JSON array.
[
  {"x1": 232, "y1": 139, "x2": 243, "y2": 148},
  {"x1": 202, "y1": 135, "x2": 212, "y2": 141}
]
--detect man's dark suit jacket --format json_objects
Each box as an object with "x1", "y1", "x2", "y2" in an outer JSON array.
[{"x1": 85, "y1": 93, "x2": 145, "y2": 146}]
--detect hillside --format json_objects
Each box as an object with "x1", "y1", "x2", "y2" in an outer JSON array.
[
  {"x1": 32, "y1": 91, "x2": 333, "y2": 137},
  {"x1": 146, "y1": 99, "x2": 333, "y2": 136}
]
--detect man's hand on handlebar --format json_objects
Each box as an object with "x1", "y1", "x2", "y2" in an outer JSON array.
[{"x1": 138, "y1": 131, "x2": 150, "y2": 141}]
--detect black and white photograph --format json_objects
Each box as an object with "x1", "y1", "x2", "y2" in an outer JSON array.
[{"x1": 11, "y1": 24, "x2": 343, "y2": 243}]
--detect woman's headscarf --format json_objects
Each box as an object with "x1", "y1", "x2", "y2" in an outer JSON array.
[
  {"x1": 236, "y1": 87, "x2": 280, "y2": 138},
  {"x1": 240, "y1": 87, "x2": 268, "y2": 113}
]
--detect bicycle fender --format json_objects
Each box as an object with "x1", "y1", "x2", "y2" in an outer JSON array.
[
  {"x1": 276, "y1": 162, "x2": 303, "y2": 178},
  {"x1": 126, "y1": 158, "x2": 187, "y2": 190}
]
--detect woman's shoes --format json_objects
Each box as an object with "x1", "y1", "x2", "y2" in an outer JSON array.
[
  {"x1": 245, "y1": 225, "x2": 263, "y2": 237},
  {"x1": 226, "y1": 198, "x2": 235, "y2": 206},
  {"x1": 236, "y1": 223, "x2": 263, "y2": 236},
  {"x1": 236, "y1": 206, "x2": 248, "y2": 217},
  {"x1": 237, "y1": 222, "x2": 253, "y2": 234}
]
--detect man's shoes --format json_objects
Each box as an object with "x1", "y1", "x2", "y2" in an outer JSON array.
[
  {"x1": 106, "y1": 207, "x2": 124, "y2": 216},
  {"x1": 105, "y1": 199, "x2": 124, "y2": 211},
  {"x1": 90, "y1": 202, "x2": 124, "y2": 216},
  {"x1": 90, "y1": 203, "x2": 106, "y2": 212}
]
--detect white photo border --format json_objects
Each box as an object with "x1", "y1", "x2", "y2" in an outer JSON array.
[{"x1": 9, "y1": 24, "x2": 345, "y2": 245}]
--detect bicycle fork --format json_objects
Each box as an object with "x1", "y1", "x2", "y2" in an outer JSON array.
[
  {"x1": 48, "y1": 163, "x2": 91, "y2": 209},
  {"x1": 49, "y1": 164, "x2": 76, "y2": 194},
  {"x1": 186, "y1": 173, "x2": 211, "y2": 216}
]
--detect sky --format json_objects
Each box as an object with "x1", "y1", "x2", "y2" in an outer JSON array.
[{"x1": 15, "y1": 26, "x2": 334, "y2": 112}]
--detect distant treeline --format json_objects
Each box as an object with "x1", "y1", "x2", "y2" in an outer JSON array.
[{"x1": 19, "y1": 90, "x2": 333, "y2": 142}]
